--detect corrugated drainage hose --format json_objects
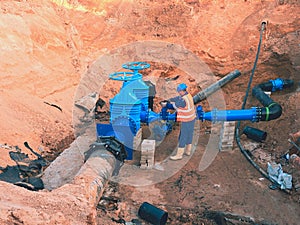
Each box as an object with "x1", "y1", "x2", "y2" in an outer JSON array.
[{"x1": 235, "y1": 21, "x2": 288, "y2": 192}]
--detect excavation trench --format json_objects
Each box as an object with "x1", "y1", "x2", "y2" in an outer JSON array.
[
  {"x1": 39, "y1": 63, "x2": 296, "y2": 224},
  {"x1": 39, "y1": 68, "x2": 242, "y2": 224},
  {"x1": 38, "y1": 33, "x2": 298, "y2": 223},
  {"x1": 40, "y1": 41, "x2": 225, "y2": 222}
]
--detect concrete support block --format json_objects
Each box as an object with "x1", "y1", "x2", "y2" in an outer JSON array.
[
  {"x1": 140, "y1": 139, "x2": 155, "y2": 169},
  {"x1": 219, "y1": 121, "x2": 236, "y2": 151}
]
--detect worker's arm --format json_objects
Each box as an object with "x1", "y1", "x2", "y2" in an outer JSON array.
[{"x1": 169, "y1": 96, "x2": 186, "y2": 108}]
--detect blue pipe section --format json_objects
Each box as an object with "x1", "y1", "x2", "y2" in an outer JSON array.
[
  {"x1": 141, "y1": 110, "x2": 160, "y2": 123},
  {"x1": 141, "y1": 109, "x2": 177, "y2": 124},
  {"x1": 163, "y1": 111, "x2": 176, "y2": 121},
  {"x1": 197, "y1": 106, "x2": 259, "y2": 122}
]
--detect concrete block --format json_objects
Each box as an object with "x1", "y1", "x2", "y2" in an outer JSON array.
[
  {"x1": 141, "y1": 139, "x2": 156, "y2": 151},
  {"x1": 219, "y1": 121, "x2": 236, "y2": 151},
  {"x1": 140, "y1": 139, "x2": 156, "y2": 169}
]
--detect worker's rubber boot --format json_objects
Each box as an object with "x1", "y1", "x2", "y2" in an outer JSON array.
[
  {"x1": 170, "y1": 147, "x2": 184, "y2": 160},
  {"x1": 185, "y1": 144, "x2": 192, "y2": 156}
]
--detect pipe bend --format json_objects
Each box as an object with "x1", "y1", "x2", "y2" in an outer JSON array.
[
  {"x1": 255, "y1": 82, "x2": 273, "y2": 92},
  {"x1": 268, "y1": 103, "x2": 282, "y2": 120},
  {"x1": 252, "y1": 78, "x2": 294, "y2": 117},
  {"x1": 261, "y1": 102, "x2": 282, "y2": 121},
  {"x1": 252, "y1": 85, "x2": 273, "y2": 107}
]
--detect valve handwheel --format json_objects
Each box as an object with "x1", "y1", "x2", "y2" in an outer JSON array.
[
  {"x1": 122, "y1": 61, "x2": 150, "y2": 71},
  {"x1": 109, "y1": 71, "x2": 142, "y2": 81}
]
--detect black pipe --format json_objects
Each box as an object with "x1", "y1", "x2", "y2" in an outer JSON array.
[
  {"x1": 235, "y1": 21, "x2": 287, "y2": 192},
  {"x1": 193, "y1": 70, "x2": 241, "y2": 104},
  {"x1": 260, "y1": 104, "x2": 282, "y2": 121},
  {"x1": 252, "y1": 79, "x2": 294, "y2": 121}
]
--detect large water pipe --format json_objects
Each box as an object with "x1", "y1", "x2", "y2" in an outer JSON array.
[{"x1": 40, "y1": 133, "x2": 116, "y2": 224}]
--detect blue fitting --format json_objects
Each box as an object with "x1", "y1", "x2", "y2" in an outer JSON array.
[
  {"x1": 158, "y1": 109, "x2": 176, "y2": 122},
  {"x1": 196, "y1": 105, "x2": 204, "y2": 121},
  {"x1": 161, "y1": 107, "x2": 168, "y2": 120},
  {"x1": 167, "y1": 112, "x2": 176, "y2": 121},
  {"x1": 270, "y1": 78, "x2": 284, "y2": 92},
  {"x1": 140, "y1": 109, "x2": 148, "y2": 123},
  {"x1": 146, "y1": 110, "x2": 161, "y2": 123},
  {"x1": 142, "y1": 108, "x2": 176, "y2": 123},
  {"x1": 166, "y1": 102, "x2": 175, "y2": 110}
]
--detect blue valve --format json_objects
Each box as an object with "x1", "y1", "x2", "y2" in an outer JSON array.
[{"x1": 122, "y1": 61, "x2": 150, "y2": 75}]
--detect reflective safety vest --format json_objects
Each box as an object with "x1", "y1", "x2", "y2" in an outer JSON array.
[{"x1": 174, "y1": 93, "x2": 196, "y2": 122}]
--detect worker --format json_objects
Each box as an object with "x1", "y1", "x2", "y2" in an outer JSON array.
[{"x1": 168, "y1": 83, "x2": 196, "y2": 160}]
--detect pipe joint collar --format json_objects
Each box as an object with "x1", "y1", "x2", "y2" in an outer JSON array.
[
  {"x1": 270, "y1": 78, "x2": 284, "y2": 92},
  {"x1": 253, "y1": 107, "x2": 262, "y2": 122},
  {"x1": 263, "y1": 102, "x2": 282, "y2": 121},
  {"x1": 196, "y1": 105, "x2": 204, "y2": 121}
]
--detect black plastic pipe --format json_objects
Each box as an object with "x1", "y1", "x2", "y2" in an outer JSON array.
[
  {"x1": 235, "y1": 21, "x2": 291, "y2": 193},
  {"x1": 252, "y1": 79, "x2": 294, "y2": 121}
]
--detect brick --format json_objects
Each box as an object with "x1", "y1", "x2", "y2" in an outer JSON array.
[
  {"x1": 141, "y1": 139, "x2": 156, "y2": 151},
  {"x1": 219, "y1": 121, "x2": 236, "y2": 151},
  {"x1": 140, "y1": 139, "x2": 156, "y2": 169}
]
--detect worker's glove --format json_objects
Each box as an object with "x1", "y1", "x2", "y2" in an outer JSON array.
[
  {"x1": 160, "y1": 100, "x2": 174, "y2": 110},
  {"x1": 160, "y1": 100, "x2": 169, "y2": 108}
]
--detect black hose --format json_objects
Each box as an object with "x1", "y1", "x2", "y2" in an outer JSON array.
[{"x1": 235, "y1": 22, "x2": 288, "y2": 191}]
